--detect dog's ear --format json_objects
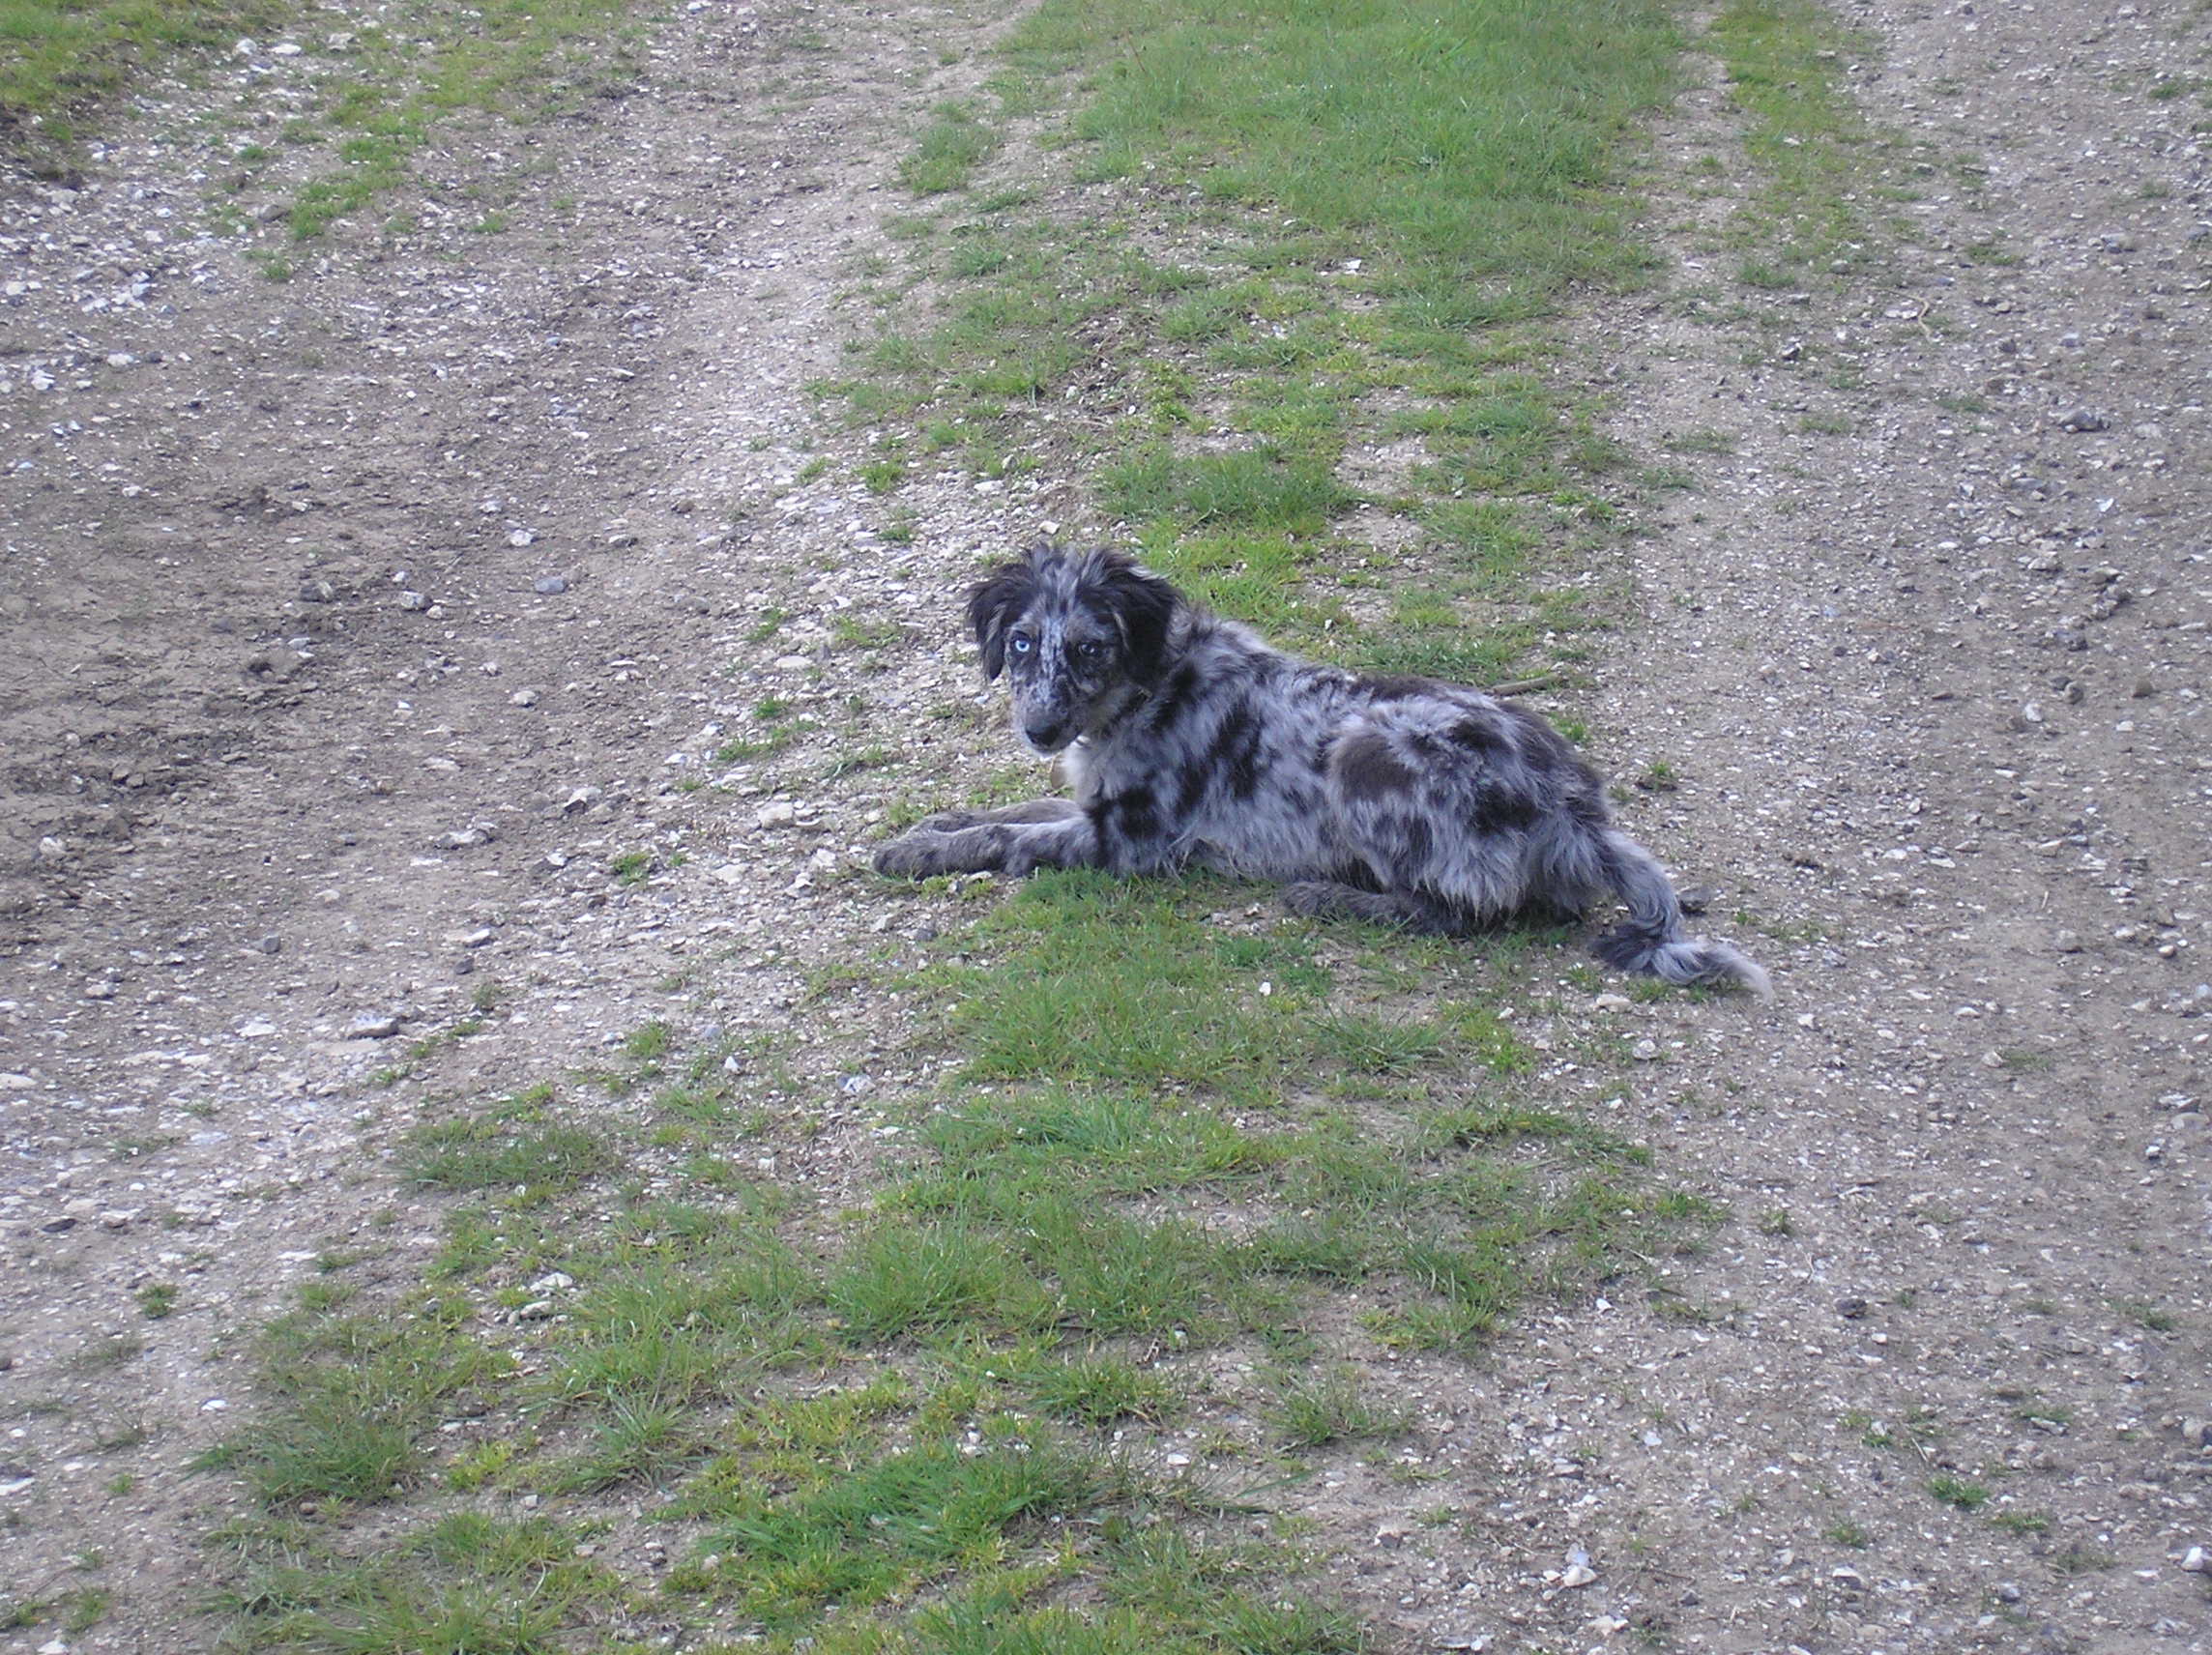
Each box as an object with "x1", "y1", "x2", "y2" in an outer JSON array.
[
  {"x1": 967, "y1": 560, "x2": 1034, "y2": 682},
  {"x1": 1097, "y1": 556, "x2": 1179, "y2": 683}
]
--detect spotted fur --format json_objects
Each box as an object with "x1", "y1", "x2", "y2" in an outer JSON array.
[{"x1": 875, "y1": 541, "x2": 1771, "y2": 998}]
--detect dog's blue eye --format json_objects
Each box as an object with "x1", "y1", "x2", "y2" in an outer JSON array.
[{"x1": 1008, "y1": 633, "x2": 1033, "y2": 655}]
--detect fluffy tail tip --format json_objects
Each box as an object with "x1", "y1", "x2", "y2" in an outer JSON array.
[{"x1": 1594, "y1": 922, "x2": 1774, "y2": 1002}]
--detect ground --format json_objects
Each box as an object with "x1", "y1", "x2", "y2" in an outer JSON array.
[{"x1": 1, "y1": 1, "x2": 2208, "y2": 1652}]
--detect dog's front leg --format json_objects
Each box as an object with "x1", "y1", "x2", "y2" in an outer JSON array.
[{"x1": 873, "y1": 809, "x2": 1099, "y2": 880}]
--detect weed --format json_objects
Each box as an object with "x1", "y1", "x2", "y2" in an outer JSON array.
[
  {"x1": 135, "y1": 1281, "x2": 179, "y2": 1319},
  {"x1": 1927, "y1": 1473, "x2": 1990, "y2": 1511}
]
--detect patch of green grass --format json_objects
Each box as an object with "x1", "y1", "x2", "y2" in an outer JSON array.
[
  {"x1": 280, "y1": 0, "x2": 645, "y2": 240},
  {"x1": 1021, "y1": 1353, "x2": 1179, "y2": 1426},
  {"x1": 1708, "y1": 0, "x2": 1881, "y2": 280},
  {"x1": 403, "y1": 1101, "x2": 612, "y2": 1202},
  {"x1": 842, "y1": 0, "x2": 1687, "y2": 691},
  {"x1": 1268, "y1": 1367, "x2": 1408, "y2": 1447},
  {"x1": 194, "y1": 1293, "x2": 505, "y2": 1509},
  {"x1": 215, "y1": 1511, "x2": 619, "y2": 1652},
  {"x1": 900, "y1": 100, "x2": 999, "y2": 194},
  {"x1": 0, "y1": 0, "x2": 287, "y2": 146}
]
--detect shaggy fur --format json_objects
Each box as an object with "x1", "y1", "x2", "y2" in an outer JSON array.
[{"x1": 875, "y1": 542, "x2": 1771, "y2": 998}]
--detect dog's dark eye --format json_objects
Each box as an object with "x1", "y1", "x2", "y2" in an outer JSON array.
[
  {"x1": 1008, "y1": 631, "x2": 1034, "y2": 655},
  {"x1": 1074, "y1": 640, "x2": 1110, "y2": 663}
]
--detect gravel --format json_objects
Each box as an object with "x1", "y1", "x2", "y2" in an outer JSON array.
[{"x1": 0, "y1": 1, "x2": 2206, "y2": 1652}]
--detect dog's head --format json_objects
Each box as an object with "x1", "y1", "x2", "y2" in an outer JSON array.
[{"x1": 967, "y1": 541, "x2": 1179, "y2": 755}]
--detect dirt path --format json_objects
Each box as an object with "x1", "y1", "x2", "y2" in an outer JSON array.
[{"x1": 2, "y1": 1, "x2": 2206, "y2": 1651}]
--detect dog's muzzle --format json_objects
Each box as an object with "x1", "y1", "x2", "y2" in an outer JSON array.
[{"x1": 1021, "y1": 717, "x2": 1074, "y2": 755}]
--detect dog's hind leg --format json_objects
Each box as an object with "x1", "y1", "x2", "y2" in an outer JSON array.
[{"x1": 1283, "y1": 880, "x2": 1467, "y2": 935}]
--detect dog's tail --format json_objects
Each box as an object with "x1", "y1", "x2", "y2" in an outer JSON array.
[{"x1": 1591, "y1": 831, "x2": 1773, "y2": 1001}]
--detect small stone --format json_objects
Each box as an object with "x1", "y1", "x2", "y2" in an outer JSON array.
[
  {"x1": 2058, "y1": 409, "x2": 2111, "y2": 433},
  {"x1": 298, "y1": 578, "x2": 336, "y2": 602},
  {"x1": 238, "y1": 1019, "x2": 278, "y2": 1038},
  {"x1": 756, "y1": 801, "x2": 799, "y2": 829},
  {"x1": 516, "y1": 1299, "x2": 557, "y2": 1321},
  {"x1": 533, "y1": 575, "x2": 568, "y2": 595},
  {"x1": 2054, "y1": 930, "x2": 2082, "y2": 953},
  {"x1": 398, "y1": 590, "x2": 430, "y2": 611},
  {"x1": 345, "y1": 1013, "x2": 401, "y2": 1039},
  {"x1": 528, "y1": 1271, "x2": 574, "y2": 1294},
  {"x1": 2181, "y1": 1546, "x2": 2207, "y2": 1573},
  {"x1": 1629, "y1": 1038, "x2": 1660, "y2": 1062},
  {"x1": 1830, "y1": 1565, "x2": 1866, "y2": 1590},
  {"x1": 1995, "y1": 1582, "x2": 2022, "y2": 1603},
  {"x1": 1836, "y1": 1296, "x2": 1870, "y2": 1320},
  {"x1": 509, "y1": 688, "x2": 540, "y2": 708},
  {"x1": 1560, "y1": 1563, "x2": 1598, "y2": 1589},
  {"x1": 256, "y1": 934, "x2": 284, "y2": 954},
  {"x1": 509, "y1": 528, "x2": 536, "y2": 547}
]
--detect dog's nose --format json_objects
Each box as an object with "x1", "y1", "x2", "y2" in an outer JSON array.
[{"x1": 1023, "y1": 718, "x2": 1066, "y2": 750}]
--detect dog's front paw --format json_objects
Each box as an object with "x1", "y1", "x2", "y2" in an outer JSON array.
[
  {"x1": 873, "y1": 831, "x2": 954, "y2": 879},
  {"x1": 873, "y1": 825, "x2": 1008, "y2": 879}
]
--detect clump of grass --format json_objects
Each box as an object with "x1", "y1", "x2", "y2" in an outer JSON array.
[
  {"x1": 216, "y1": 1512, "x2": 617, "y2": 1651},
  {"x1": 195, "y1": 1295, "x2": 503, "y2": 1509},
  {"x1": 403, "y1": 1101, "x2": 612, "y2": 1202},
  {"x1": 684, "y1": 1430, "x2": 1117, "y2": 1629},
  {"x1": 899, "y1": 100, "x2": 999, "y2": 193},
  {"x1": 1927, "y1": 1473, "x2": 1990, "y2": 1511},
  {"x1": 1268, "y1": 1368, "x2": 1408, "y2": 1447}
]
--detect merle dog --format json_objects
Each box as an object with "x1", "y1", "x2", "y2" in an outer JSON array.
[{"x1": 874, "y1": 542, "x2": 1770, "y2": 997}]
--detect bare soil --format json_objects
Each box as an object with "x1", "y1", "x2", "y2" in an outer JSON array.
[{"x1": 2, "y1": 1, "x2": 2207, "y2": 1652}]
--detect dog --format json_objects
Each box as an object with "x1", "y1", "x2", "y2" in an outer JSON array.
[{"x1": 874, "y1": 541, "x2": 1770, "y2": 998}]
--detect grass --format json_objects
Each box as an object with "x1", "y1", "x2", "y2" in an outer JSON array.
[
  {"x1": 832, "y1": 0, "x2": 1687, "y2": 686},
  {"x1": 1707, "y1": 0, "x2": 1881, "y2": 282},
  {"x1": 5, "y1": 0, "x2": 649, "y2": 234},
  {"x1": 0, "y1": 0, "x2": 286, "y2": 149}
]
